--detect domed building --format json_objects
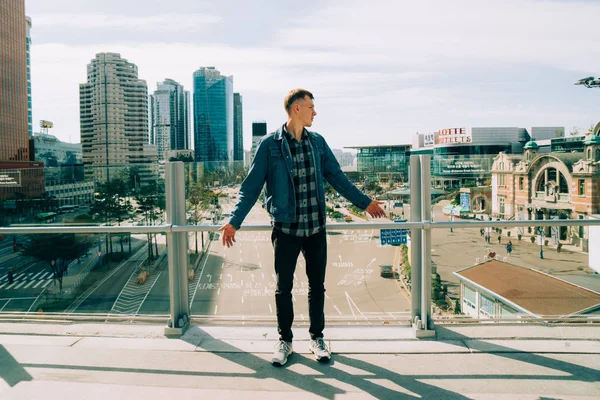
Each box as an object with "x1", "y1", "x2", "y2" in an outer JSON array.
[{"x1": 491, "y1": 121, "x2": 600, "y2": 251}]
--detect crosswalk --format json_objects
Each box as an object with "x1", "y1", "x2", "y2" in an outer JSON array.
[{"x1": 0, "y1": 270, "x2": 54, "y2": 290}]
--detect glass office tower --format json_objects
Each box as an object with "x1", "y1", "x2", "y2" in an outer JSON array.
[{"x1": 193, "y1": 67, "x2": 234, "y2": 163}]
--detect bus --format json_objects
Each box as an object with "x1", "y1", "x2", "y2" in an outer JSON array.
[
  {"x1": 58, "y1": 205, "x2": 79, "y2": 213},
  {"x1": 35, "y1": 212, "x2": 58, "y2": 223}
]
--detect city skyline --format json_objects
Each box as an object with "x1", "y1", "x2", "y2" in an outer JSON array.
[{"x1": 24, "y1": 0, "x2": 600, "y2": 151}]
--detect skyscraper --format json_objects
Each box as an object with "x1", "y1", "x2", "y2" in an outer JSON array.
[
  {"x1": 0, "y1": 0, "x2": 29, "y2": 162},
  {"x1": 150, "y1": 79, "x2": 190, "y2": 161},
  {"x1": 233, "y1": 93, "x2": 243, "y2": 162},
  {"x1": 26, "y1": 15, "x2": 32, "y2": 138},
  {"x1": 193, "y1": 67, "x2": 233, "y2": 164},
  {"x1": 79, "y1": 53, "x2": 155, "y2": 183},
  {"x1": 251, "y1": 121, "x2": 267, "y2": 162}
]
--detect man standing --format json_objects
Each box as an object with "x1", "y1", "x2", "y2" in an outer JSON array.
[{"x1": 219, "y1": 89, "x2": 386, "y2": 366}]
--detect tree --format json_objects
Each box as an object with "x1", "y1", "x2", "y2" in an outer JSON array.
[
  {"x1": 92, "y1": 178, "x2": 130, "y2": 255},
  {"x1": 21, "y1": 234, "x2": 95, "y2": 294},
  {"x1": 187, "y1": 183, "x2": 211, "y2": 254},
  {"x1": 134, "y1": 181, "x2": 166, "y2": 260}
]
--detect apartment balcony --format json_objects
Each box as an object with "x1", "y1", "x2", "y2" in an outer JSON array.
[{"x1": 0, "y1": 158, "x2": 598, "y2": 398}]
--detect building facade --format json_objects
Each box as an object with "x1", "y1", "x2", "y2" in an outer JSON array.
[
  {"x1": 79, "y1": 53, "x2": 156, "y2": 183},
  {"x1": 412, "y1": 127, "x2": 564, "y2": 189},
  {"x1": 150, "y1": 79, "x2": 190, "y2": 161},
  {"x1": 233, "y1": 93, "x2": 243, "y2": 162},
  {"x1": 26, "y1": 15, "x2": 32, "y2": 138},
  {"x1": 250, "y1": 121, "x2": 267, "y2": 163},
  {"x1": 0, "y1": 0, "x2": 30, "y2": 162},
  {"x1": 345, "y1": 145, "x2": 411, "y2": 181},
  {"x1": 491, "y1": 124, "x2": 600, "y2": 250},
  {"x1": 193, "y1": 67, "x2": 233, "y2": 164}
]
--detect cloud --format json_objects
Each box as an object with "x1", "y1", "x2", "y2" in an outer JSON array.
[{"x1": 33, "y1": 13, "x2": 221, "y2": 31}]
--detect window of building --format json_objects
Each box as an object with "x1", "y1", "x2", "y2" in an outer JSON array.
[
  {"x1": 499, "y1": 197, "x2": 505, "y2": 215},
  {"x1": 579, "y1": 214, "x2": 585, "y2": 239},
  {"x1": 596, "y1": 149, "x2": 600, "y2": 162},
  {"x1": 519, "y1": 177, "x2": 524, "y2": 191},
  {"x1": 579, "y1": 179, "x2": 585, "y2": 196},
  {"x1": 499, "y1": 174, "x2": 506, "y2": 186}
]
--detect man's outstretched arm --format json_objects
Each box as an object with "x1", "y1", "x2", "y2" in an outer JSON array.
[
  {"x1": 321, "y1": 138, "x2": 386, "y2": 218},
  {"x1": 220, "y1": 138, "x2": 269, "y2": 247}
]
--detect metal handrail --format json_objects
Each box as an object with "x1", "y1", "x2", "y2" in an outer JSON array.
[{"x1": 1, "y1": 218, "x2": 599, "y2": 235}]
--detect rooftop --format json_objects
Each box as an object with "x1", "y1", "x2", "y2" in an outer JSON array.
[{"x1": 455, "y1": 260, "x2": 600, "y2": 317}]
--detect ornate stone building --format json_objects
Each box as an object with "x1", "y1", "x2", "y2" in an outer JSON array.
[{"x1": 491, "y1": 122, "x2": 600, "y2": 250}]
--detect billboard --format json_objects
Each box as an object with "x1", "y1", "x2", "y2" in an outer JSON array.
[
  {"x1": 424, "y1": 132, "x2": 438, "y2": 147},
  {"x1": 0, "y1": 171, "x2": 21, "y2": 187},
  {"x1": 437, "y1": 158, "x2": 489, "y2": 176},
  {"x1": 40, "y1": 120, "x2": 53, "y2": 129},
  {"x1": 437, "y1": 127, "x2": 471, "y2": 145}
]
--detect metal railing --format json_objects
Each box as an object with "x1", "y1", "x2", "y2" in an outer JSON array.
[{"x1": 1, "y1": 156, "x2": 600, "y2": 336}]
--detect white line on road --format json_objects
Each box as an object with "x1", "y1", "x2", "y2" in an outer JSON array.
[
  {"x1": 23, "y1": 280, "x2": 37, "y2": 289},
  {"x1": 217, "y1": 288, "x2": 221, "y2": 295},
  {"x1": 219, "y1": 274, "x2": 222, "y2": 280},
  {"x1": 333, "y1": 305, "x2": 343, "y2": 315},
  {"x1": 42, "y1": 280, "x2": 52, "y2": 288},
  {"x1": 33, "y1": 280, "x2": 46, "y2": 289},
  {"x1": 214, "y1": 305, "x2": 218, "y2": 315},
  {"x1": 325, "y1": 293, "x2": 329, "y2": 299},
  {"x1": 300, "y1": 314, "x2": 305, "y2": 320},
  {"x1": 292, "y1": 294, "x2": 296, "y2": 302},
  {"x1": 13, "y1": 281, "x2": 27, "y2": 289},
  {"x1": 0, "y1": 300, "x2": 10, "y2": 312},
  {"x1": 268, "y1": 303, "x2": 272, "y2": 313},
  {"x1": 261, "y1": 272, "x2": 264, "y2": 279},
  {"x1": 241, "y1": 296, "x2": 244, "y2": 304}
]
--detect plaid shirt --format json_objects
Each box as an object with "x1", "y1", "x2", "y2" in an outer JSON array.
[{"x1": 273, "y1": 126, "x2": 325, "y2": 237}]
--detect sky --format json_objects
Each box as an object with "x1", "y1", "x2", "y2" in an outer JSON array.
[{"x1": 26, "y1": 0, "x2": 600, "y2": 150}]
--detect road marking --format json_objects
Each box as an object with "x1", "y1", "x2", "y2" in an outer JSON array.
[
  {"x1": 300, "y1": 314, "x2": 305, "y2": 320},
  {"x1": 333, "y1": 305, "x2": 343, "y2": 315},
  {"x1": 214, "y1": 305, "x2": 218, "y2": 315},
  {"x1": 30, "y1": 271, "x2": 45, "y2": 280},
  {"x1": 241, "y1": 296, "x2": 244, "y2": 304},
  {"x1": 42, "y1": 280, "x2": 52, "y2": 288},
  {"x1": 0, "y1": 282, "x2": 8, "y2": 289},
  {"x1": 13, "y1": 281, "x2": 27, "y2": 289},
  {"x1": 325, "y1": 292, "x2": 329, "y2": 299},
  {"x1": 219, "y1": 274, "x2": 222, "y2": 280},
  {"x1": 0, "y1": 299, "x2": 10, "y2": 312},
  {"x1": 345, "y1": 292, "x2": 367, "y2": 321},
  {"x1": 33, "y1": 280, "x2": 46, "y2": 289},
  {"x1": 22, "y1": 280, "x2": 37, "y2": 289},
  {"x1": 217, "y1": 288, "x2": 221, "y2": 295},
  {"x1": 292, "y1": 294, "x2": 296, "y2": 302},
  {"x1": 261, "y1": 272, "x2": 264, "y2": 279},
  {"x1": 268, "y1": 303, "x2": 273, "y2": 313}
]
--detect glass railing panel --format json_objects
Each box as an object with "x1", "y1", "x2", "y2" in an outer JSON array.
[
  {"x1": 0, "y1": 164, "x2": 167, "y2": 317},
  {"x1": 184, "y1": 161, "x2": 411, "y2": 323},
  {"x1": 432, "y1": 212, "x2": 598, "y2": 322}
]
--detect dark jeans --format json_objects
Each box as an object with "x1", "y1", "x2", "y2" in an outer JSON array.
[{"x1": 271, "y1": 228, "x2": 327, "y2": 342}]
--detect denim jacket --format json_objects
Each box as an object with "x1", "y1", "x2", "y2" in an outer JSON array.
[{"x1": 228, "y1": 125, "x2": 372, "y2": 230}]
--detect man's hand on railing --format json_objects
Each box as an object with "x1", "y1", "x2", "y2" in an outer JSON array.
[
  {"x1": 366, "y1": 200, "x2": 386, "y2": 219},
  {"x1": 218, "y1": 223, "x2": 237, "y2": 248}
]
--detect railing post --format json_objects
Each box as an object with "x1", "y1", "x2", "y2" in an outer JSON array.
[
  {"x1": 420, "y1": 155, "x2": 433, "y2": 333},
  {"x1": 165, "y1": 161, "x2": 189, "y2": 336},
  {"x1": 409, "y1": 156, "x2": 422, "y2": 324}
]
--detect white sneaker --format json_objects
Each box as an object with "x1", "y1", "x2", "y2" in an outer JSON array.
[
  {"x1": 309, "y1": 338, "x2": 331, "y2": 362},
  {"x1": 271, "y1": 340, "x2": 293, "y2": 366}
]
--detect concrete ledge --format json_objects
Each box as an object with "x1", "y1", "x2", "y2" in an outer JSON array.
[{"x1": 464, "y1": 339, "x2": 600, "y2": 354}]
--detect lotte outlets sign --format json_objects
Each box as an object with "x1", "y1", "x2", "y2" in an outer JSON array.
[{"x1": 437, "y1": 128, "x2": 472, "y2": 145}]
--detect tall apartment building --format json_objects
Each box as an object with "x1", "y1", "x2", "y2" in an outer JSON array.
[
  {"x1": 79, "y1": 53, "x2": 155, "y2": 183},
  {"x1": 250, "y1": 121, "x2": 267, "y2": 162},
  {"x1": 0, "y1": 0, "x2": 29, "y2": 162},
  {"x1": 193, "y1": 67, "x2": 233, "y2": 164},
  {"x1": 150, "y1": 79, "x2": 190, "y2": 161},
  {"x1": 233, "y1": 93, "x2": 243, "y2": 162},
  {"x1": 26, "y1": 15, "x2": 32, "y2": 137}
]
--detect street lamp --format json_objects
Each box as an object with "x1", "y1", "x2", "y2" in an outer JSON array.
[{"x1": 537, "y1": 227, "x2": 545, "y2": 259}]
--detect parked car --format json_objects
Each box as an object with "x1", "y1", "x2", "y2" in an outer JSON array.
[{"x1": 344, "y1": 215, "x2": 353, "y2": 222}]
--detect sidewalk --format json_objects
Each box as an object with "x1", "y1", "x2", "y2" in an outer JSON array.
[{"x1": 0, "y1": 322, "x2": 598, "y2": 399}]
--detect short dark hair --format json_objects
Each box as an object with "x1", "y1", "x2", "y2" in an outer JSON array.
[{"x1": 284, "y1": 89, "x2": 314, "y2": 114}]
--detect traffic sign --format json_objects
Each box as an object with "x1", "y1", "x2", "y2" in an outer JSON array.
[{"x1": 380, "y1": 229, "x2": 408, "y2": 246}]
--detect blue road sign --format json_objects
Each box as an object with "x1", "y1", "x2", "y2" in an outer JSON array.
[{"x1": 380, "y1": 229, "x2": 408, "y2": 246}]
